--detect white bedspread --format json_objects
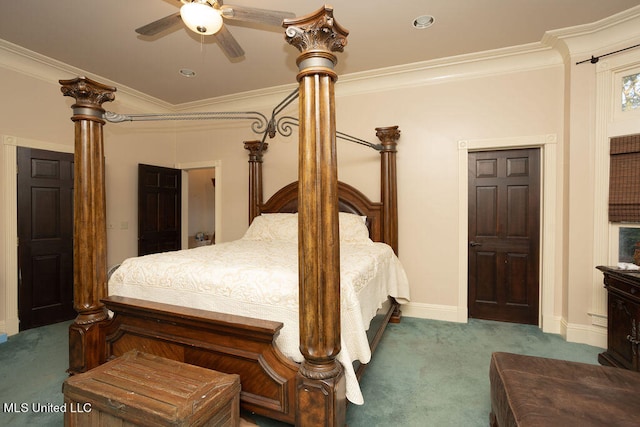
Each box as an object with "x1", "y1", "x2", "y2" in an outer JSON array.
[{"x1": 108, "y1": 215, "x2": 410, "y2": 405}]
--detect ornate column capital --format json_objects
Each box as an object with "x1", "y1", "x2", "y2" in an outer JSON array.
[
  {"x1": 376, "y1": 126, "x2": 401, "y2": 151},
  {"x1": 59, "y1": 76, "x2": 116, "y2": 121},
  {"x1": 283, "y1": 5, "x2": 349, "y2": 80},
  {"x1": 244, "y1": 140, "x2": 268, "y2": 162}
]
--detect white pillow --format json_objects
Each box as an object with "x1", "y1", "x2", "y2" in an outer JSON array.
[
  {"x1": 338, "y1": 212, "x2": 371, "y2": 243},
  {"x1": 242, "y1": 212, "x2": 371, "y2": 244},
  {"x1": 242, "y1": 213, "x2": 298, "y2": 242}
]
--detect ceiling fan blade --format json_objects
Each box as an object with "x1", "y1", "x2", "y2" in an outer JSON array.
[
  {"x1": 215, "y1": 25, "x2": 245, "y2": 58},
  {"x1": 135, "y1": 12, "x2": 182, "y2": 36},
  {"x1": 220, "y1": 5, "x2": 295, "y2": 27}
]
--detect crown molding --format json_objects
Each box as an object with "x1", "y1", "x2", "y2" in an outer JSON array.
[
  {"x1": 2, "y1": 5, "x2": 639, "y2": 112},
  {"x1": 543, "y1": 5, "x2": 640, "y2": 60},
  {"x1": 180, "y1": 43, "x2": 562, "y2": 110},
  {"x1": 174, "y1": 81, "x2": 299, "y2": 112},
  {"x1": 0, "y1": 39, "x2": 173, "y2": 113},
  {"x1": 546, "y1": 5, "x2": 640, "y2": 41},
  {"x1": 0, "y1": 37, "x2": 561, "y2": 115},
  {"x1": 336, "y1": 43, "x2": 562, "y2": 98}
]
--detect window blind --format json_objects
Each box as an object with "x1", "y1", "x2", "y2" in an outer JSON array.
[{"x1": 609, "y1": 134, "x2": 640, "y2": 222}]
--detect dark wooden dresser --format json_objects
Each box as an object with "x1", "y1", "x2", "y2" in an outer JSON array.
[{"x1": 597, "y1": 266, "x2": 640, "y2": 371}]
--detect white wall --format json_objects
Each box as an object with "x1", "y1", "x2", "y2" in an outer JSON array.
[
  {"x1": 557, "y1": 25, "x2": 640, "y2": 342},
  {"x1": 103, "y1": 121, "x2": 177, "y2": 267}
]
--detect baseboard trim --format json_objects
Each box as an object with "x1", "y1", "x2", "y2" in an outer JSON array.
[
  {"x1": 402, "y1": 303, "x2": 607, "y2": 349},
  {"x1": 542, "y1": 314, "x2": 563, "y2": 335},
  {"x1": 402, "y1": 302, "x2": 462, "y2": 323},
  {"x1": 3, "y1": 317, "x2": 19, "y2": 336},
  {"x1": 561, "y1": 318, "x2": 607, "y2": 349}
]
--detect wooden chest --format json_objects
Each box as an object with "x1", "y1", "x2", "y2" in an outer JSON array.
[{"x1": 63, "y1": 351, "x2": 240, "y2": 426}]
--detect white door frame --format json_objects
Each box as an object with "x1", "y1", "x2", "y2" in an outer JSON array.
[{"x1": 457, "y1": 134, "x2": 559, "y2": 333}]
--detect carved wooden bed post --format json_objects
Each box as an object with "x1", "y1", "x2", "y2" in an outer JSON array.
[
  {"x1": 283, "y1": 6, "x2": 349, "y2": 426},
  {"x1": 59, "y1": 77, "x2": 115, "y2": 374},
  {"x1": 377, "y1": 126, "x2": 401, "y2": 255},
  {"x1": 244, "y1": 140, "x2": 268, "y2": 224},
  {"x1": 376, "y1": 126, "x2": 403, "y2": 324}
]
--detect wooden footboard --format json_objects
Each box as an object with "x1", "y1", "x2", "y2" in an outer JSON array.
[
  {"x1": 101, "y1": 296, "x2": 299, "y2": 424},
  {"x1": 99, "y1": 295, "x2": 400, "y2": 424}
]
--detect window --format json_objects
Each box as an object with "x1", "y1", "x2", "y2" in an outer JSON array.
[
  {"x1": 622, "y1": 72, "x2": 640, "y2": 111},
  {"x1": 619, "y1": 226, "x2": 640, "y2": 263}
]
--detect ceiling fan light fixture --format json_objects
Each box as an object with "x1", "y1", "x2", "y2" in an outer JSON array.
[{"x1": 180, "y1": 1, "x2": 223, "y2": 35}]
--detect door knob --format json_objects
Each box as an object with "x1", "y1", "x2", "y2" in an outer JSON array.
[{"x1": 469, "y1": 241, "x2": 482, "y2": 247}]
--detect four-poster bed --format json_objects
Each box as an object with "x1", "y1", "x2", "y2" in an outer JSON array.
[{"x1": 60, "y1": 6, "x2": 405, "y2": 426}]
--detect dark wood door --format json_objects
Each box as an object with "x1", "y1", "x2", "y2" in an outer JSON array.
[
  {"x1": 138, "y1": 164, "x2": 182, "y2": 256},
  {"x1": 468, "y1": 148, "x2": 540, "y2": 325},
  {"x1": 17, "y1": 147, "x2": 75, "y2": 330}
]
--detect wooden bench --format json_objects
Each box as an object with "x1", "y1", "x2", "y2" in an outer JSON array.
[
  {"x1": 489, "y1": 352, "x2": 640, "y2": 426},
  {"x1": 63, "y1": 351, "x2": 240, "y2": 426}
]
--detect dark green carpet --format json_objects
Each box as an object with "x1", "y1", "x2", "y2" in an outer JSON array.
[
  {"x1": 0, "y1": 318, "x2": 601, "y2": 426},
  {"x1": 349, "y1": 318, "x2": 600, "y2": 426},
  {"x1": 0, "y1": 320, "x2": 71, "y2": 427}
]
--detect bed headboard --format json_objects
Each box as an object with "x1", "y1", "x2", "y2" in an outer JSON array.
[
  {"x1": 259, "y1": 180, "x2": 383, "y2": 242},
  {"x1": 245, "y1": 125, "x2": 400, "y2": 252}
]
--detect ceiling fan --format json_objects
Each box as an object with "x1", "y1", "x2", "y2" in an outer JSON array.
[{"x1": 135, "y1": 0, "x2": 295, "y2": 58}]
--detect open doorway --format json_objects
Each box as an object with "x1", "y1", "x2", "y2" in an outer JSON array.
[
  {"x1": 187, "y1": 168, "x2": 216, "y2": 248},
  {"x1": 178, "y1": 160, "x2": 222, "y2": 249}
]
